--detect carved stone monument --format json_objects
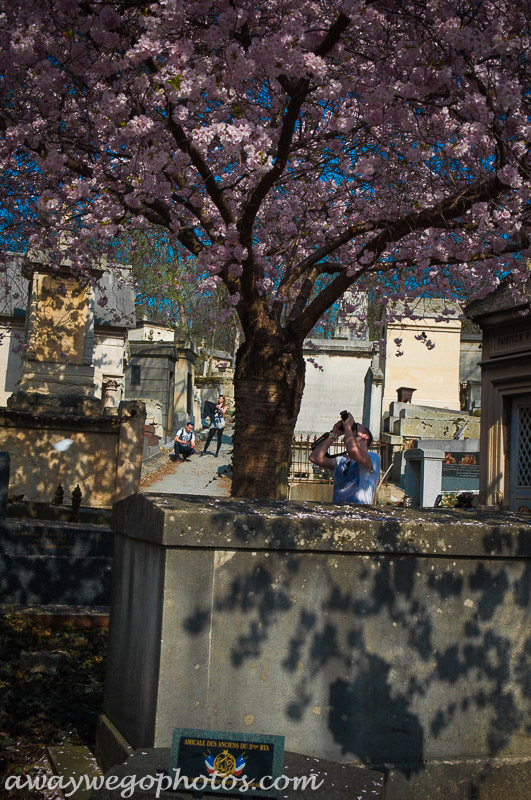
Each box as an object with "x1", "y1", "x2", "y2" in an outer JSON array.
[
  {"x1": 466, "y1": 278, "x2": 531, "y2": 510},
  {"x1": 11, "y1": 262, "x2": 100, "y2": 401},
  {"x1": 0, "y1": 259, "x2": 145, "y2": 508}
]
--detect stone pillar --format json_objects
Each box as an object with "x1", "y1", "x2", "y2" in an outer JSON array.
[
  {"x1": 11, "y1": 263, "x2": 100, "y2": 402},
  {"x1": 362, "y1": 343, "x2": 384, "y2": 441},
  {"x1": 0, "y1": 452, "x2": 9, "y2": 523},
  {"x1": 404, "y1": 448, "x2": 444, "y2": 507},
  {"x1": 113, "y1": 400, "x2": 147, "y2": 504}
]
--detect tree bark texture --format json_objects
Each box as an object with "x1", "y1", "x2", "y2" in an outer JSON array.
[{"x1": 231, "y1": 333, "x2": 306, "y2": 499}]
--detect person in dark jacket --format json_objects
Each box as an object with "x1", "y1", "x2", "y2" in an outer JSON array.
[{"x1": 201, "y1": 395, "x2": 227, "y2": 458}]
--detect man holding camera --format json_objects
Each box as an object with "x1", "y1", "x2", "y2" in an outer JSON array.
[{"x1": 309, "y1": 412, "x2": 380, "y2": 505}]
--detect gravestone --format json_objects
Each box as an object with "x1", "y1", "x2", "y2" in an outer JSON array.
[
  {"x1": 441, "y1": 451, "x2": 480, "y2": 492},
  {"x1": 98, "y1": 494, "x2": 531, "y2": 800},
  {"x1": 404, "y1": 448, "x2": 444, "y2": 507},
  {"x1": 90, "y1": 748, "x2": 385, "y2": 800},
  {"x1": 0, "y1": 259, "x2": 145, "y2": 507},
  {"x1": 404, "y1": 439, "x2": 481, "y2": 502},
  {"x1": 0, "y1": 451, "x2": 9, "y2": 523}
]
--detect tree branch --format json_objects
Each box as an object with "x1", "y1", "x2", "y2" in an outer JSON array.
[
  {"x1": 237, "y1": 13, "x2": 351, "y2": 241},
  {"x1": 165, "y1": 109, "x2": 236, "y2": 227},
  {"x1": 290, "y1": 174, "x2": 509, "y2": 339}
]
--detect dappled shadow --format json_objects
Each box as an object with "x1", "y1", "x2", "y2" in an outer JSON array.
[
  {"x1": 1, "y1": 399, "x2": 145, "y2": 509},
  {"x1": 173, "y1": 501, "x2": 531, "y2": 772},
  {"x1": 0, "y1": 520, "x2": 113, "y2": 605}
]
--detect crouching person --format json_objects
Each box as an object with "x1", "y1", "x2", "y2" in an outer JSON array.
[{"x1": 174, "y1": 421, "x2": 196, "y2": 461}]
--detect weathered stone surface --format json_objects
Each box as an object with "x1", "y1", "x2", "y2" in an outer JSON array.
[
  {"x1": 7, "y1": 390, "x2": 102, "y2": 415},
  {"x1": 0, "y1": 519, "x2": 113, "y2": 605},
  {"x1": 404, "y1": 448, "x2": 444, "y2": 507},
  {"x1": 395, "y1": 416, "x2": 480, "y2": 438},
  {"x1": 111, "y1": 492, "x2": 531, "y2": 558},
  {"x1": 102, "y1": 493, "x2": 531, "y2": 798},
  {"x1": 48, "y1": 745, "x2": 103, "y2": 800},
  {"x1": 0, "y1": 399, "x2": 145, "y2": 508},
  {"x1": 383, "y1": 756, "x2": 531, "y2": 800},
  {"x1": 90, "y1": 748, "x2": 385, "y2": 800},
  {"x1": 0, "y1": 451, "x2": 9, "y2": 522}
]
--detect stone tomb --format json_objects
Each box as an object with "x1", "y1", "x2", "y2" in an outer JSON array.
[
  {"x1": 0, "y1": 260, "x2": 145, "y2": 507},
  {"x1": 0, "y1": 517, "x2": 113, "y2": 605},
  {"x1": 466, "y1": 278, "x2": 531, "y2": 511},
  {"x1": 98, "y1": 493, "x2": 531, "y2": 800},
  {"x1": 404, "y1": 438, "x2": 480, "y2": 507}
]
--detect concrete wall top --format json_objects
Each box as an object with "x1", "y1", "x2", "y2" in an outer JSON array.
[
  {"x1": 111, "y1": 493, "x2": 531, "y2": 559},
  {"x1": 302, "y1": 338, "x2": 374, "y2": 356},
  {"x1": 388, "y1": 402, "x2": 471, "y2": 419},
  {"x1": 418, "y1": 438, "x2": 480, "y2": 452}
]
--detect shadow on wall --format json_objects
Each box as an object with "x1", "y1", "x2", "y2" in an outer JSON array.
[
  {"x1": 0, "y1": 522, "x2": 113, "y2": 605},
  {"x1": 180, "y1": 509, "x2": 531, "y2": 773}
]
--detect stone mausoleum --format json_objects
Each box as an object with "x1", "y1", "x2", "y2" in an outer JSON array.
[
  {"x1": 0, "y1": 255, "x2": 145, "y2": 508},
  {"x1": 467, "y1": 278, "x2": 531, "y2": 511},
  {"x1": 125, "y1": 321, "x2": 199, "y2": 442},
  {"x1": 0, "y1": 254, "x2": 135, "y2": 408}
]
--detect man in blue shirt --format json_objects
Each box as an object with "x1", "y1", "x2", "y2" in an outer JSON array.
[{"x1": 309, "y1": 412, "x2": 380, "y2": 504}]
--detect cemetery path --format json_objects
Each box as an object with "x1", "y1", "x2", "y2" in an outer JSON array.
[{"x1": 140, "y1": 426, "x2": 232, "y2": 497}]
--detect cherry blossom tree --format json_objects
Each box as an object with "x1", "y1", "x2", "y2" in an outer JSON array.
[{"x1": 0, "y1": 0, "x2": 529, "y2": 497}]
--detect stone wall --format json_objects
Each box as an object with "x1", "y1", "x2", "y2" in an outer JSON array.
[
  {"x1": 0, "y1": 320, "x2": 24, "y2": 407},
  {"x1": 0, "y1": 399, "x2": 145, "y2": 508},
  {"x1": 101, "y1": 494, "x2": 531, "y2": 797},
  {"x1": 0, "y1": 517, "x2": 113, "y2": 605},
  {"x1": 382, "y1": 301, "x2": 462, "y2": 412},
  {"x1": 297, "y1": 339, "x2": 373, "y2": 434}
]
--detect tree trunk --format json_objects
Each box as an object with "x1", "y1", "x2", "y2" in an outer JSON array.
[{"x1": 231, "y1": 332, "x2": 306, "y2": 499}]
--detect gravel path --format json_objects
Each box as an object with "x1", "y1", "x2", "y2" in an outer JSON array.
[{"x1": 141, "y1": 426, "x2": 232, "y2": 497}]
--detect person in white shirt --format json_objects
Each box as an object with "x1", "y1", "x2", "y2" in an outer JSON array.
[
  {"x1": 174, "y1": 422, "x2": 196, "y2": 461},
  {"x1": 309, "y1": 412, "x2": 380, "y2": 505}
]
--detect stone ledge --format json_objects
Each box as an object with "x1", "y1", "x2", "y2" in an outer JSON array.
[
  {"x1": 91, "y1": 746, "x2": 384, "y2": 800},
  {"x1": 111, "y1": 493, "x2": 531, "y2": 559}
]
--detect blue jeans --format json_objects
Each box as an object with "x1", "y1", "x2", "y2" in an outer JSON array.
[{"x1": 175, "y1": 442, "x2": 194, "y2": 458}]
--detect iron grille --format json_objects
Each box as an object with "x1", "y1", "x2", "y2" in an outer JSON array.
[
  {"x1": 290, "y1": 434, "x2": 384, "y2": 485},
  {"x1": 517, "y1": 405, "x2": 531, "y2": 486}
]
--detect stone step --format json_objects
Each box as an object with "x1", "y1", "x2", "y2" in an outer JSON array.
[
  {"x1": 6, "y1": 501, "x2": 112, "y2": 525},
  {"x1": 0, "y1": 520, "x2": 113, "y2": 606},
  {"x1": 47, "y1": 745, "x2": 103, "y2": 800}
]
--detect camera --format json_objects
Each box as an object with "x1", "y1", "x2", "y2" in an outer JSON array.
[
  {"x1": 338, "y1": 410, "x2": 349, "y2": 431},
  {"x1": 310, "y1": 411, "x2": 354, "y2": 451}
]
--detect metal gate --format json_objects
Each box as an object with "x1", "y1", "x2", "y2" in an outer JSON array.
[
  {"x1": 289, "y1": 434, "x2": 384, "y2": 486},
  {"x1": 510, "y1": 396, "x2": 531, "y2": 512}
]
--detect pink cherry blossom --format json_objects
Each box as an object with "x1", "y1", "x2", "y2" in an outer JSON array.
[{"x1": 0, "y1": 0, "x2": 529, "y2": 496}]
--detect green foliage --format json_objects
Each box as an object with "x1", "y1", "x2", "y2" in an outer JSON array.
[{"x1": 111, "y1": 228, "x2": 240, "y2": 355}]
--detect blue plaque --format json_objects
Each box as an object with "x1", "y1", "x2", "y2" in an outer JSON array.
[{"x1": 169, "y1": 727, "x2": 285, "y2": 798}]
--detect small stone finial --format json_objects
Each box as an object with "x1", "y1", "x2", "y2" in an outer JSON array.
[
  {"x1": 371, "y1": 341, "x2": 379, "y2": 369},
  {"x1": 71, "y1": 484, "x2": 82, "y2": 522},
  {"x1": 52, "y1": 484, "x2": 64, "y2": 506}
]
